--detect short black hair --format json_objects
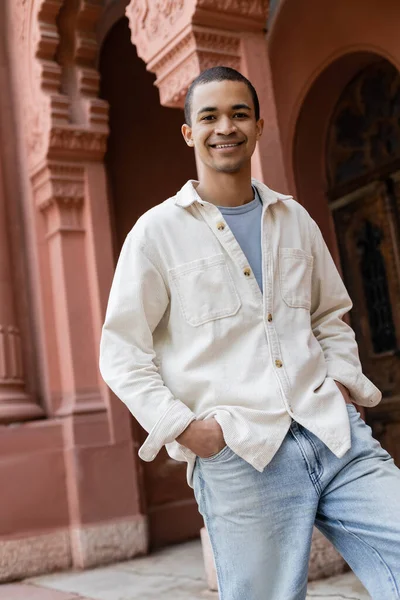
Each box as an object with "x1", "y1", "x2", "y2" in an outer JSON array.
[{"x1": 184, "y1": 66, "x2": 260, "y2": 126}]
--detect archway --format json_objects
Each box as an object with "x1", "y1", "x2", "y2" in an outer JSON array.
[
  {"x1": 295, "y1": 54, "x2": 400, "y2": 464},
  {"x1": 99, "y1": 17, "x2": 200, "y2": 549}
]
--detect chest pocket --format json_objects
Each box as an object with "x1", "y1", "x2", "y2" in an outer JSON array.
[
  {"x1": 279, "y1": 248, "x2": 314, "y2": 309},
  {"x1": 169, "y1": 255, "x2": 241, "y2": 327}
]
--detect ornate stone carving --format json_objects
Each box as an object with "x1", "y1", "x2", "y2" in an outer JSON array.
[
  {"x1": 32, "y1": 161, "x2": 85, "y2": 236},
  {"x1": 152, "y1": 28, "x2": 241, "y2": 106},
  {"x1": 9, "y1": 0, "x2": 61, "y2": 164},
  {"x1": 126, "y1": 0, "x2": 186, "y2": 62},
  {"x1": 9, "y1": 0, "x2": 108, "y2": 168},
  {"x1": 196, "y1": 0, "x2": 268, "y2": 19},
  {"x1": 49, "y1": 128, "x2": 108, "y2": 159},
  {"x1": 127, "y1": 0, "x2": 269, "y2": 108}
]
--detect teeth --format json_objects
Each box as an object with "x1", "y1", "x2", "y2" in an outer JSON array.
[{"x1": 214, "y1": 143, "x2": 240, "y2": 149}]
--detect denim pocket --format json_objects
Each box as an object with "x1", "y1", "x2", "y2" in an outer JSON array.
[{"x1": 200, "y1": 445, "x2": 231, "y2": 462}]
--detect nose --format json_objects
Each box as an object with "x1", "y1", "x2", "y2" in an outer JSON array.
[{"x1": 215, "y1": 116, "x2": 237, "y2": 136}]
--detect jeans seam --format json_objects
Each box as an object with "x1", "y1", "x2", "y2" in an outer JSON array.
[
  {"x1": 334, "y1": 517, "x2": 400, "y2": 599},
  {"x1": 290, "y1": 428, "x2": 321, "y2": 496},
  {"x1": 197, "y1": 464, "x2": 225, "y2": 600},
  {"x1": 301, "y1": 428, "x2": 324, "y2": 482}
]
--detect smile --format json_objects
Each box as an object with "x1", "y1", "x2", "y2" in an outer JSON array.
[{"x1": 210, "y1": 141, "x2": 244, "y2": 149}]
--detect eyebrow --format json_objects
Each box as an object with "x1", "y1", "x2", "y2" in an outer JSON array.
[
  {"x1": 197, "y1": 103, "x2": 252, "y2": 117},
  {"x1": 232, "y1": 103, "x2": 252, "y2": 111}
]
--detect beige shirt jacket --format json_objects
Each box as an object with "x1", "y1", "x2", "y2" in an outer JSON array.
[{"x1": 99, "y1": 179, "x2": 382, "y2": 487}]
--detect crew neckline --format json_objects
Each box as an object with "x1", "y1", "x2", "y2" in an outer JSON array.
[{"x1": 218, "y1": 187, "x2": 262, "y2": 214}]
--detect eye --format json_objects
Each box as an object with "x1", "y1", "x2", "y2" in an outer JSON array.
[
  {"x1": 201, "y1": 115, "x2": 216, "y2": 121},
  {"x1": 233, "y1": 112, "x2": 249, "y2": 118}
]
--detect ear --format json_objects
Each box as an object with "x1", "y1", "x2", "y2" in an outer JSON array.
[
  {"x1": 181, "y1": 123, "x2": 194, "y2": 147},
  {"x1": 255, "y1": 118, "x2": 264, "y2": 140}
]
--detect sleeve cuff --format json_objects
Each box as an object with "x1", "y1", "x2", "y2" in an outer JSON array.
[
  {"x1": 326, "y1": 360, "x2": 382, "y2": 407},
  {"x1": 138, "y1": 402, "x2": 196, "y2": 462}
]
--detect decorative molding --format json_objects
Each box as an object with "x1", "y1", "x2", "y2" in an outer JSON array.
[
  {"x1": 10, "y1": 0, "x2": 64, "y2": 165},
  {"x1": 0, "y1": 325, "x2": 24, "y2": 384},
  {"x1": 151, "y1": 27, "x2": 241, "y2": 107},
  {"x1": 126, "y1": 0, "x2": 187, "y2": 63},
  {"x1": 49, "y1": 127, "x2": 108, "y2": 160},
  {"x1": 32, "y1": 161, "x2": 85, "y2": 237},
  {"x1": 9, "y1": 0, "x2": 108, "y2": 169},
  {"x1": 127, "y1": 0, "x2": 268, "y2": 108},
  {"x1": 196, "y1": 0, "x2": 268, "y2": 19},
  {"x1": 32, "y1": 162, "x2": 85, "y2": 208}
]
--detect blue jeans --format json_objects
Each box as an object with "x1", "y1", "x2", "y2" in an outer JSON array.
[{"x1": 193, "y1": 405, "x2": 400, "y2": 600}]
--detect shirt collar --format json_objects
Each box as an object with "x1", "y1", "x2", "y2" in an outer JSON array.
[{"x1": 174, "y1": 179, "x2": 293, "y2": 209}]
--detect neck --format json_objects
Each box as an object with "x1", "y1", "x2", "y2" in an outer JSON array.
[{"x1": 196, "y1": 164, "x2": 254, "y2": 207}]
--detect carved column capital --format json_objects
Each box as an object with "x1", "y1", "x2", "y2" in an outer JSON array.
[
  {"x1": 32, "y1": 161, "x2": 85, "y2": 239},
  {"x1": 126, "y1": 0, "x2": 269, "y2": 108},
  {"x1": 9, "y1": 0, "x2": 108, "y2": 171}
]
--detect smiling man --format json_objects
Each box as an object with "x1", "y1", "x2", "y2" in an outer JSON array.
[{"x1": 100, "y1": 67, "x2": 400, "y2": 600}]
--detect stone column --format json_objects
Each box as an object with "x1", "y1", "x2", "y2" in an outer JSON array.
[
  {"x1": 6, "y1": 0, "x2": 147, "y2": 571},
  {"x1": 0, "y1": 159, "x2": 42, "y2": 422}
]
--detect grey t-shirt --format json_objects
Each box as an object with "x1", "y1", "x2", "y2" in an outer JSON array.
[{"x1": 218, "y1": 188, "x2": 263, "y2": 292}]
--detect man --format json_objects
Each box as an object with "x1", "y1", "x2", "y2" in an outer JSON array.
[{"x1": 100, "y1": 67, "x2": 400, "y2": 600}]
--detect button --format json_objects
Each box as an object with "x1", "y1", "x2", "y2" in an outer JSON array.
[
  {"x1": 243, "y1": 267, "x2": 251, "y2": 277},
  {"x1": 267, "y1": 313, "x2": 273, "y2": 322},
  {"x1": 275, "y1": 359, "x2": 283, "y2": 368},
  {"x1": 216, "y1": 222, "x2": 225, "y2": 231}
]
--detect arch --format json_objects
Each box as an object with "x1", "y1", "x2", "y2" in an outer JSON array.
[
  {"x1": 96, "y1": 0, "x2": 129, "y2": 58},
  {"x1": 293, "y1": 51, "x2": 392, "y2": 249},
  {"x1": 326, "y1": 60, "x2": 400, "y2": 196},
  {"x1": 268, "y1": 0, "x2": 400, "y2": 197}
]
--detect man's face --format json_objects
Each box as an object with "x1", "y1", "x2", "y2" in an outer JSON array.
[{"x1": 182, "y1": 80, "x2": 263, "y2": 174}]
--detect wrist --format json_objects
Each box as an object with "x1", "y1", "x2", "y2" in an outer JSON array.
[
  {"x1": 334, "y1": 380, "x2": 352, "y2": 402},
  {"x1": 176, "y1": 420, "x2": 199, "y2": 445}
]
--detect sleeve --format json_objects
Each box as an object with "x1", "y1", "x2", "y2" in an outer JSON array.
[
  {"x1": 99, "y1": 231, "x2": 196, "y2": 461},
  {"x1": 310, "y1": 220, "x2": 382, "y2": 408}
]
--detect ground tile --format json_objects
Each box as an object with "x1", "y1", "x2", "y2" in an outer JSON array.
[
  {"x1": 115, "y1": 539, "x2": 205, "y2": 581},
  {"x1": 28, "y1": 569, "x2": 208, "y2": 600},
  {"x1": 0, "y1": 584, "x2": 88, "y2": 600}
]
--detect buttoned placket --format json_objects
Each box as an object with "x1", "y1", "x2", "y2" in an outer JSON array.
[
  {"x1": 193, "y1": 198, "x2": 294, "y2": 416},
  {"x1": 261, "y1": 207, "x2": 294, "y2": 414}
]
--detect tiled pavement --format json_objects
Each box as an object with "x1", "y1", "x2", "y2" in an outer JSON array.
[{"x1": 0, "y1": 540, "x2": 371, "y2": 600}]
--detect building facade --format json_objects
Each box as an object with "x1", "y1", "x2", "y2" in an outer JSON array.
[{"x1": 1, "y1": 0, "x2": 400, "y2": 582}]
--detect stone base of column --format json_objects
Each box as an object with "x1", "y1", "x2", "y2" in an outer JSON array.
[
  {"x1": 0, "y1": 529, "x2": 71, "y2": 583},
  {"x1": 0, "y1": 516, "x2": 148, "y2": 583},
  {"x1": 201, "y1": 526, "x2": 347, "y2": 591},
  {"x1": 0, "y1": 391, "x2": 44, "y2": 423},
  {"x1": 70, "y1": 515, "x2": 148, "y2": 570}
]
